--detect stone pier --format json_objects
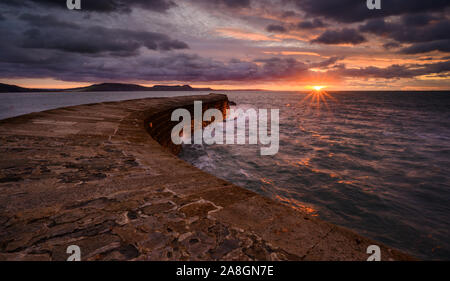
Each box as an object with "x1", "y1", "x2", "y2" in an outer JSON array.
[{"x1": 0, "y1": 94, "x2": 413, "y2": 261}]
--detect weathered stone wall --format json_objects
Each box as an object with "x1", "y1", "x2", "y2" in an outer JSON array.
[{"x1": 146, "y1": 94, "x2": 229, "y2": 154}]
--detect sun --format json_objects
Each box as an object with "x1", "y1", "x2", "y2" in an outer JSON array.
[
  {"x1": 312, "y1": 85, "x2": 327, "y2": 91},
  {"x1": 305, "y1": 85, "x2": 328, "y2": 92}
]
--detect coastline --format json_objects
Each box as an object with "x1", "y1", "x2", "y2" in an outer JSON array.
[{"x1": 0, "y1": 94, "x2": 414, "y2": 261}]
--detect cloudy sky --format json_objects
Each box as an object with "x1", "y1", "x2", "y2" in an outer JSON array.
[{"x1": 0, "y1": 0, "x2": 449, "y2": 90}]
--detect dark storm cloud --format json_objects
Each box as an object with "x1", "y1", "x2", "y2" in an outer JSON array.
[
  {"x1": 0, "y1": 44, "x2": 311, "y2": 82},
  {"x1": 290, "y1": 0, "x2": 450, "y2": 23},
  {"x1": 401, "y1": 13, "x2": 437, "y2": 27},
  {"x1": 332, "y1": 60, "x2": 450, "y2": 79},
  {"x1": 13, "y1": 12, "x2": 189, "y2": 55},
  {"x1": 359, "y1": 17, "x2": 450, "y2": 53},
  {"x1": 253, "y1": 57, "x2": 309, "y2": 79},
  {"x1": 383, "y1": 42, "x2": 401, "y2": 50},
  {"x1": 266, "y1": 24, "x2": 286, "y2": 33},
  {"x1": 0, "y1": 31, "x2": 448, "y2": 84},
  {"x1": 281, "y1": 11, "x2": 297, "y2": 18},
  {"x1": 359, "y1": 18, "x2": 450, "y2": 43},
  {"x1": 2, "y1": 41, "x2": 447, "y2": 83},
  {"x1": 131, "y1": 56, "x2": 310, "y2": 82},
  {"x1": 220, "y1": 0, "x2": 250, "y2": 8},
  {"x1": 0, "y1": 6, "x2": 190, "y2": 83},
  {"x1": 207, "y1": 0, "x2": 251, "y2": 8},
  {"x1": 312, "y1": 28, "x2": 366, "y2": 45},
  {"x1": 358, "y1": 18, "x2": 390, "y2": 35},
  {"x1": 1, "y1": 0, "x2": 176, "y2": 13},
  {"x1": 0, "y1": 9, "x2": 310, "y2": 83},
  {"x1": 192, "y1": 0, "x2": 251, "y2": 9},
  {"x1": 297, "y1": 19, "x2": 326, "y2": 29},
  {"x1": 309, "y1": 56, "x2": 341, "y2": 68},
  {"x1": 394, "y1": 19, "x2": 450, "y2": 43},
  {"x1": 400, "y1": 40, "x2": 450, "y2": 54},
  {"x1": 19, "y1": 13, "x2": 79, "y2": 29},
  {"x1": 20, "y1": 25, "x2": 189, "y2": 55}
]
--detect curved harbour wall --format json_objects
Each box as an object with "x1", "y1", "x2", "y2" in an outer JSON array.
[
  {"x1": 0, "y1": 94, "x2": 413, "y2": 261},
  {"x1": 146, "y1": 94, "x2": 230, "y2": 154}
]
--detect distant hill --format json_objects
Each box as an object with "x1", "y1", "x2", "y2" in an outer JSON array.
[
  {"x1": 0, "y1": 82, "x2": 213, "y2": 93},
  {"x1": 151, "y1": 84, "x2": 212, "y2": 91},
  {"x1": 0, "y1": 83, "x2": 53, "y2": 93},
  {"x1": 69, "y1": 83, "x2": 213, "y2": 92},
  {"x1": 68, "y1": 83, "x2": 150, "y2": 92}
]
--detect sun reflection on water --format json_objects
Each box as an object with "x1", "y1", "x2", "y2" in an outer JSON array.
[{"x1": 274, "y1": 195, "x2": 318, "y2": 216}]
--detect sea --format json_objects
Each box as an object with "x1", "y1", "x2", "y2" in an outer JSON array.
[{"x1": 1, "y1": 90, "x2": 449, "y2": 260}]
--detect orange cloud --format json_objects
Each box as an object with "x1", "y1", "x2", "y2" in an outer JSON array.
[
  {"x1": 264, "y1": 51, "x2": 324, "y2": 57},
  {"x1": 215, "y1": 28, "x2": 279, "y2": 42}
]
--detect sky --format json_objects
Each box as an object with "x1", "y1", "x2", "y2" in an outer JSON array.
[{"x1": 0, "y1": 0, "x2": 449, "y2": 90}]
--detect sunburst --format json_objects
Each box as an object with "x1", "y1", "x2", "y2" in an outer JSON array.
[{"x1": 297, "y1": 85, "x2": 337, "y2": 115}]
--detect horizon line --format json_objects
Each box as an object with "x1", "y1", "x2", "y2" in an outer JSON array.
[{"x1": 1, "y1": 81, "x2": 449, "y2": 92}]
